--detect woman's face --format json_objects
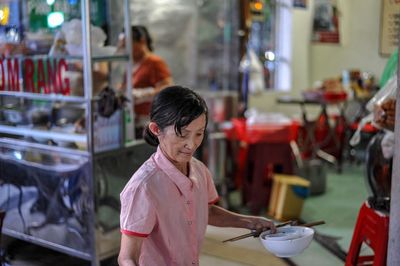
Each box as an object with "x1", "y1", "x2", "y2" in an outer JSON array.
[
  {"x1": 157, "y1": 114, "x2": 206, "y2": 168},
  {"x1": 117, "y1": 33, "x2": 146, "y2": 62},
  {"x1": 132, "y1": 40, "x2": 145, "y2": 62}
]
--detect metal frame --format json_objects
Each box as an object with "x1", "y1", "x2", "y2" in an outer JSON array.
[
  {"x1": 387, "y1": 40, "x2": 400, "y2": 265},
  {"x1": 0, "y1": 1, "x2": 134, "y2": 265}
]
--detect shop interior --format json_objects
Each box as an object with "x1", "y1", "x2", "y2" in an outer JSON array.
[{"x1": 0, "y1": 0, "x2": 398, "y2": 265}]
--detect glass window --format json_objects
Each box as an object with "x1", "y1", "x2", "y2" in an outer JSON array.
[{"x1": 248, "y1": 0, "x2": 292, "y2": 91}]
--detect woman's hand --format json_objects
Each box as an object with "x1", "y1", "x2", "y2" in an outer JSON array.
[
  {"x1": 132, "y1": 87, "x2": 155, "y2": 104},
  {"x1": 208, "y1": 205, "x2": 276, "y2": 234},
  {"x1": 243, "y1": 216, "x2": 276, "y2": 235}
]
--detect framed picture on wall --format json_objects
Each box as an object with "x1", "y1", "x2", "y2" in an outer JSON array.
[
  {"x1": 293, "y1": 0, "x2": 307, "y2": 8},
  {"x1": 311, "y1": 0, "x2": 340, "y2": 44},
  {"x1": 380, "y1": 0, "x2": 400, "y2": 56}
]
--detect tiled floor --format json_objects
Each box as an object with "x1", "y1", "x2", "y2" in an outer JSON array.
[
  {"x1": 225, "y1": 162, "x2": 368, "y2": 266},
  {"x1": 285, "y1": 163, "x2": 368, "y2": 266}
]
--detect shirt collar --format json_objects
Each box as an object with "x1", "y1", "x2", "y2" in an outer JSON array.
[{"x1": 153, "y1": 146, "x2": 199, "y2": 198}]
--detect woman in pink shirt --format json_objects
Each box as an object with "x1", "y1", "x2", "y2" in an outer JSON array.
[{"x1": 119, "y1": 86, "x2": 275, "y2": 265}]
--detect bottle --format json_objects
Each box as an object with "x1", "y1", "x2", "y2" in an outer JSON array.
[{"x1": 342, "y1": 70, "x2": 353, "y2": 100}]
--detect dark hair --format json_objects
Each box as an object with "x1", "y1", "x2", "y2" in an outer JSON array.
[
  {"x1": 131, "y1": 25, "x2": 154, "y2": 52},
  {"x1": 143, "y1": 86, "x2": 208, "y2": 146}
]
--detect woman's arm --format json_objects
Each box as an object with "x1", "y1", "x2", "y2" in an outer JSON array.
[
  {"x1": 131, "y1": 77, "x2": 173, "y2": 104},
  {"x1": 118, "y1": 234, "x2": 144, "y2": 266},
  {"x1": 154, "y1": 77, "x2": 173, "y2": 92},
  {"x1": 208, "y1": 204, "x2": 275, "y2": 232}
]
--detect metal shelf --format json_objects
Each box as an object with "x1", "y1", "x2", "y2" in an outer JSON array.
[
  {"x1": 4, "y1": 54, "x2": 130, "y2": 62},
  {"x1": 92, "y1": 54, "x2": 130, "y2": 62},
  {"x1": 0, "y1": 125, "x2": 87, "y2": 143},
  {"x1": 0, "y1": 2, "x2": 134, "y2": 266},
  {"x1": 0, "y1": 137, "x2": 89, "y2": 157},
  {"x1": 0, "y1": 91, "x2": 87, "y2": 103}
]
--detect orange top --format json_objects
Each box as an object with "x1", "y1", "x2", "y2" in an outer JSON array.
[{"x1": 132, "y1": 54, "x2": 171, "y2": 115}]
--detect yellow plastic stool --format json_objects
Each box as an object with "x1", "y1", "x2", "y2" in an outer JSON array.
[{"x1": 268, "y1": 174, "x2": 310, "y2": 221}]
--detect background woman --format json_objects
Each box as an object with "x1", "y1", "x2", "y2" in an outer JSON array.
[{"x1": 118, "y1": 25, "x2": 173, "y2": 137}]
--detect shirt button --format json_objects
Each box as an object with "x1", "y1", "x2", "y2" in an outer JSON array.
[
  {"x1": 186, "y1": 200, "x2": 191, "y2": 204},
  {"x1": 192, "y1": 261, "x2": 196, "y2": 265},
  {"x1": 187, "y1": 220, "x2": 192, "y2": 225}
]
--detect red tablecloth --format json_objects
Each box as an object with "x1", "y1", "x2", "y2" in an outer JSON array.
[{"x1": 224, "y1": 118, "x2": 299, "y2": 144}]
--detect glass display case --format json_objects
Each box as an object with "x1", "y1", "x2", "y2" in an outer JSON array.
[
  {"x1": 128, "y1": 0, "x2": 241, "y2": 91},
  {"x1": 0, "y1": 1, "x2": 150, "y2": 265}
]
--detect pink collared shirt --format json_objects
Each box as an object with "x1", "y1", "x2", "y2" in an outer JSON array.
[{"x1": 120, "y1": 146, "x2": 219, "y2": 265}]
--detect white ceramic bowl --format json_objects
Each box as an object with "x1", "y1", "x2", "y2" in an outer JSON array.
[{"x1": 259, "y1": 226, "x2": 314, "y2": 257}]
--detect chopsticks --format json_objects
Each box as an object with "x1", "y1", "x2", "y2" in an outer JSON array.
[
  {"x1": 300, "y1": 220, "x2": 325, "y2": 228},
  {"x1": 222, "y1": 220, "x2": 295, "y2": 243},
  {"x1": 222, "y1": 220, "x2": 325, "y2": 243}
]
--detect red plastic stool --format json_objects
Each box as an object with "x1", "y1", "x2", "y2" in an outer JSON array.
[
  {"x1": 224, "y1": 118, "x2": 297, "y2": 213},
  {"x1": 345, "y1": 202, "x2": 389, "y2": 266},
  {"x1": 242, "y1": 142, "x2": 294, "y2": 214}
]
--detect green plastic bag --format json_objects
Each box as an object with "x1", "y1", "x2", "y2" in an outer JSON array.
[{"x1": 380, "y1": 49, "x2": 398, "y2": 88}]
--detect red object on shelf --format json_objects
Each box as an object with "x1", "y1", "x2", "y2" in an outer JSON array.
[
  {"x1": 323, "y1": 91, "x2": 347, "y2": 102},
  {"x1": 302, "y1": 90, "x2": 347, "y2": 103},
  {"x1": 350, "y1": 122, "x2": 379, "y2": 133},
  {"x1": 345, "y1": 202, "x2": 389, "y2": 266},
  {"x1": 227, "y1": 118, "x2": 299, "y2": 144}
]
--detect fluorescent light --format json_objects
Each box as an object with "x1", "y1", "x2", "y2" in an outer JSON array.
[
  {"x1": 47, "y1": 12, "x2": 64, "y2": 28},
  {"x1": 0, "y1": 6, "x2": 10, "y2": 25},
  {"x1": 265, "y1": 51, "x2": 275, "y2": 61}
]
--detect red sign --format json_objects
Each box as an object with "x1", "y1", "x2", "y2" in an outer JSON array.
[{"x1": 0, "y1": 57, "x2": 70, "y2": 95}]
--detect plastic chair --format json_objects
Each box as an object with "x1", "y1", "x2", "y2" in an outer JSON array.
[
  {"x1": 224, "y1": 118, "x2": 298, "y2": 214},
  {"x1": 345, "y1": 202, "x2": 389, "y2": 266}
]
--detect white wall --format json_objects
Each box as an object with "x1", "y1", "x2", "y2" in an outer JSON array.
[
  {"x1": 310, "y1": 0, "x2": 387, "y2": 84},
  {"x1": 249, "y1": 0, "x2": 390, "y2": 118}
]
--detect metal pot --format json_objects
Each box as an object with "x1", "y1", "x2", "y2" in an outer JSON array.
[
  {"x1": 51, "y1": 103, "x2": 85, "y2": 126},
  {"x1": 3, "y1": 108, "x2": 27, "y2": 124},
  {"x1": 2, "y1": 103, "x2": 30, "y2": 125},
  {"x1": 295, "y1": 159, "x2": 327, "y2": 196},
  {"x1": 29, "y1": 108, "x2": 51, "y2": 126}
]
